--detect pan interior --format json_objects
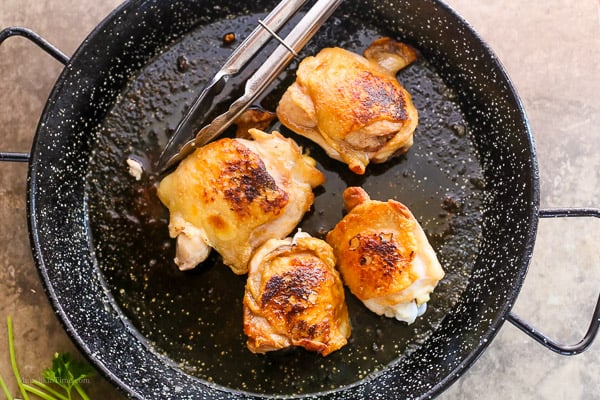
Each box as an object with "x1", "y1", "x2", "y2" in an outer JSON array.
[{"x1": 85, "y1": 6, "x2": 485, "y2": 397}]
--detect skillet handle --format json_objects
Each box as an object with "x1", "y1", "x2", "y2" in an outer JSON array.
[
  {"x1": 507, "y1": 207, "x2": 600, "y2": 355},
  {"x1": 0, "y1": 26, "x2": 69, "y2": 163}
]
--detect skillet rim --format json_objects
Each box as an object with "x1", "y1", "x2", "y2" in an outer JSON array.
[
  {"x1": 421, "y1": 0, "x2": 540, "y2": 395},
  {"x1": 25, "y1": 0, "x2": 540, "y2": 398}
]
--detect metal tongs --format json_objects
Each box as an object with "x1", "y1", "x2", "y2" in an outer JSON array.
[{"x1": 156, "y1": 0, "x2": 344, "y2": 173}]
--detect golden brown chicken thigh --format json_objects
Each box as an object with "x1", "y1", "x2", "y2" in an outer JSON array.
[
  {"x1": 157, "y1": 129, "x2": 325, "y2": 274},
  {"x1": 243, "y1": 231, "x2": 350, "y2": 356},
  {"x1": 277, "y1": 37, "x2": 418, "y2": 175},
  {"x1": 326, "y1": 187, "x2": 444, "y2": 324}
]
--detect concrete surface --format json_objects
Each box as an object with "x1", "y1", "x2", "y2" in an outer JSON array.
[{"x1": 0, "y1": 0, "x2": 598, "y2": 399}]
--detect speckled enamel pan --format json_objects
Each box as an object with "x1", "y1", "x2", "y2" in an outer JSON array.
[{"x1": 1, "y1": 0, "x2": 599, "y2": 399}]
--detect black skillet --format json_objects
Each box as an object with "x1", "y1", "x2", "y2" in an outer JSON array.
[{"x1": 1, "y1": 0, "x2": 599, "y2": 399}]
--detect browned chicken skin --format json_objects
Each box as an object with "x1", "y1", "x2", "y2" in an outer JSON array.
[
  {"x1": 326, "y1": 187, "x2": 444, "y2": 324},
  {"x1": 277, "y1": 37, "x2": 418, "y2": 175},
  {"x1": 156, "y1": 129, "x2": 325, "y2": 274},
  {"x1": 243, "y1": 232, "x2": 350, "y2": 356}
]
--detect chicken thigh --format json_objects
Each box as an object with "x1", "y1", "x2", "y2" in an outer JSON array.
[
  {"x1": 244, "y1": 231, "x2": 350, "y2": 356},
  {"x1": 277, "y1": 37, "x2": 418, "y2": 175},
  {"x1": 157, "y1": 129, "x2": 325, "y2": 274},
  {"x1": 326, "y1": 187, "x2": 444, "y2": 324}
]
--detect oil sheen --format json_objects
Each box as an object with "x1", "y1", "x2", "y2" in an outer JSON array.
[{"x1": 86, "y1": 11, "x2": 485, "y2": 396}]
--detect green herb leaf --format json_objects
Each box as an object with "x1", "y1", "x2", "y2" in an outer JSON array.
[
  {"x1": 42, "y1": 352, "x2": 95, "y2": 398},
  {"x1": 4, "y1": 316, "x2": 95, "y2": 400}
]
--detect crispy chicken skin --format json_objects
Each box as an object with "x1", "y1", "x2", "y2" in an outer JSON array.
[
  {"x1": 244, "y1": 231, "x2": 350, "y2": 356},
  {"x1": 277, "y1": 37, "x2": 418, "y2": 175},
  {"x1": 326, "y1": 187, "x2": 444, "y2": 324},
  {"x1": 157, "y1": 129, "x2": 325, "y2": 274}
]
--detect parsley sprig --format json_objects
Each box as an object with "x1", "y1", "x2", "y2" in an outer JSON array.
[{"x1": 1, "y1": 316, "x2": 95, "y2": 400}]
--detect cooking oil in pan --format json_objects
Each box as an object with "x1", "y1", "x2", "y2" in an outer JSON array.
[{"x1": 86, "y1": 11, "x2": 485, "y2": 396}]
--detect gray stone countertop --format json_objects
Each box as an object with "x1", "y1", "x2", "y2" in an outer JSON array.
[{"x1": 0, "y1": 0, "x2": 598, "y2": 399}]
